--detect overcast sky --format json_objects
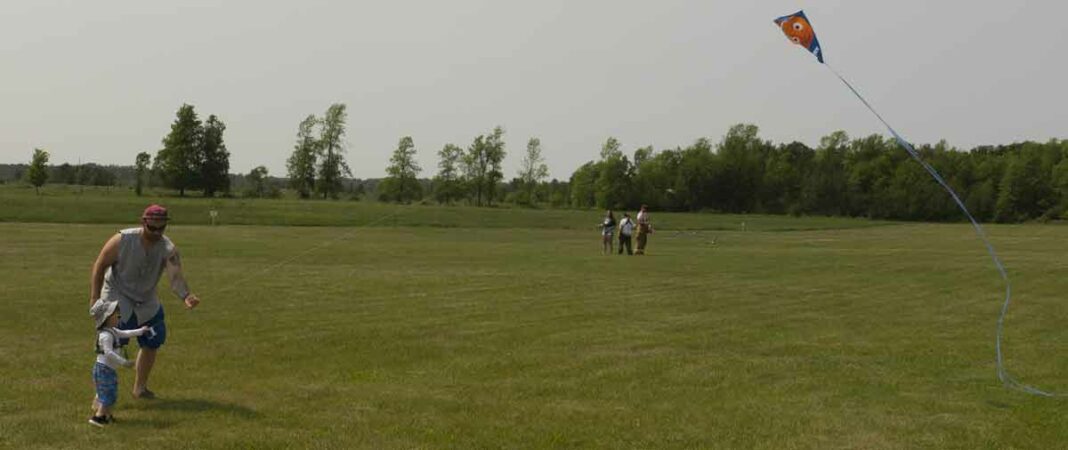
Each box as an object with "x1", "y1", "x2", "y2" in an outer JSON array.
[{"x1": 1, "y1": 1, "x2": 1065, "y2": 178}]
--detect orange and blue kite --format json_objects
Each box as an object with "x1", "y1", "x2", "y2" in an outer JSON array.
[
  {"x1": 772, "y1": 10, "x2": 1061, "y2": 397},
  {"x1": 774, "y1": 11, "x2": 823, "y2": 63}
]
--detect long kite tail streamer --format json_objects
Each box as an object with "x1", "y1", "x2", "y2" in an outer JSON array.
[{"x1": 774, "y1": 10, "x2": 1059, "y2": 397}]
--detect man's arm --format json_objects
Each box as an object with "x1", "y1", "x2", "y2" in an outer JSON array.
[
  {"x1": 165, "y1": 248, "x2": 200, "y2": 309},
  {"x1": 89, "y1": 234, "x2": 121, "y2": 307}
]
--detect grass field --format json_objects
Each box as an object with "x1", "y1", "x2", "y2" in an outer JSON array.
[{"x1": 2, "y1": 187, "x2": 1068, "y2": 448}]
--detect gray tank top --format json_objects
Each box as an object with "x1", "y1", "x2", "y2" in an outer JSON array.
[{"x1": 101, "y1": 228, "x2": 175, "y2": 324}]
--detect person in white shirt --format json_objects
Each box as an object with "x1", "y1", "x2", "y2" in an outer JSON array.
[
  {"x1": 617, "y1": 213, "x2": 635, "y2": 255},
  {"x1": 88, "y1": 299, "x2": 150, "y2": 427}
]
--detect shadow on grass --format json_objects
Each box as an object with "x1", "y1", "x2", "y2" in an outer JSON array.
[{"x1": 130, "y1": 397, "x2": 261, "y2": 420}]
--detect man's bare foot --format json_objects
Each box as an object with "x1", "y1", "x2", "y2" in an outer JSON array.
[{"x1": 132, "y1": 388, "x2": 156, "y2": 399}]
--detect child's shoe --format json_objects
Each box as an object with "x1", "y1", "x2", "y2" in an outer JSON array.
[{"x1": 88, "y1": 415, "x2": 110, "y2": 428}]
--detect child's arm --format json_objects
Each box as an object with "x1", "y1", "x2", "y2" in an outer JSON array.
[
  {"x1": 98, "y1": 332, "x2": 134, "y2": 368},
  {"x1": 112, "y1": 326, "x2": 150, "y2": 339}
]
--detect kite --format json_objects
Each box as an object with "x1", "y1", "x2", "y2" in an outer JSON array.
[
  {"x1": 774, "y1": 11, "x2": 823, "y2": 63},
  {"x1": 773, "y1": 10, "x2": 1056, "y2": 397}
]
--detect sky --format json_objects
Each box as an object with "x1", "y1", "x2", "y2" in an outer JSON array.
[{"x1": 1, "y1": 0, "x2": 1065, "y2": 179}]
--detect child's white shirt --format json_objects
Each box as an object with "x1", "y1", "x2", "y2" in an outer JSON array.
[{"x1": 96, "y1": 327, "x2": 147, "y2": 369}]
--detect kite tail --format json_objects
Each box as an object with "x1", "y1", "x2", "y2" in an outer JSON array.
[{"x1": 824, "y1": 63, "x2": 1057, "y2": 397}]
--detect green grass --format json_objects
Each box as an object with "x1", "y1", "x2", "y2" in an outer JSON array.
[
  {"x1": 0, "y1": 183, "x2": 888, "y2": 231},
  {"x1": 2, "y1": 188, "x2": 1068, "y2": 448}
]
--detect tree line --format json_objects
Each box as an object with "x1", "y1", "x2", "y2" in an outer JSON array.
[
  {"x1": 570, "y1": 124, "x2": 1068, "y2": 223},
  {"x1": 11, "y1": 105, "x2": 1068, "y2": 223}
]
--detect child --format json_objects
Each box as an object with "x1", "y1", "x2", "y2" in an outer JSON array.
[{"x1": 89, "y1": 299, "x2": 150, "y2": 427}]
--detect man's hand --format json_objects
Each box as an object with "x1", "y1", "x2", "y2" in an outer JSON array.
[{"x1": 184, "y1": 294, "x2": 201, "y2": 310}]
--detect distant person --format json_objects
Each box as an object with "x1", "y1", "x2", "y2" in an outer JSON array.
[
  {"x1": 600, "y1": 210, "x2": 616, "y2": 255},
  {"x1": 635, "y1": 204, "x2": 653, "y2": 255},
  {"x1": 88, "y1": 204, "x2": 201, "y2": 400},
  {"x1": 88, "y1": 299, "x2": 151, "y2": 427},
  {"x1": 618, "y1": 213, "x2": 635, "y2": 255}
]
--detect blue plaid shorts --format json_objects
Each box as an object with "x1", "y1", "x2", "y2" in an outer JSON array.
[{"x1": 93, "y1": 362, "x2": 119, "y2": 407}]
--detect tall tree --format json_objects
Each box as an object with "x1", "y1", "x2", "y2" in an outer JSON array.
[
  {"x1": 595, "y1": 137, "x2": 632, "y2": 209},
  {"x1": 463, "y1": 135, "x2": 488, "y2": 206},
  {"x1": 199, "y1": 114, "x2": 230, "y2": 197},
  {"x1": 317, "y1": 103, "x2": 351, "y2": 199},
  {"x1": 569, "y1": 161, "x2": 598, "y2": 208},
  {"x1": 26, "y1": 148, "x2": 49, "y2": 194},
  {"x1": 155, "y1": 104, "x2": 202, "y2": 196},
  {"x1": 433, "y1": 144, "x2": 465, "y2": 205},
  {"x1": 713, "y1": 124, "x2": 768, "y2": 213},
  {"x1": 483, "y1": 126, "x2": 507, "y2": 206},
  {"x1": 287, "y1": 114, "x2": 319, "y2": 198},
  {"x1": 517, "y1": 137, "x2": 549, "y2": 206},
  {"x1": 381, "y1": 136, "x2": 423, "y2": 203},
  {"x1": 134, "y1": 152, "x2": 151, "y2": 196},
  {"x1": 463, "y1": 127, "x2": 506, "y2": 206},
  {"x1": 600, "y1": 136, "x2": 623, "y2": 160},
  {"x1": 246, "y1": 166, "x2": 269, "y2": 198}
]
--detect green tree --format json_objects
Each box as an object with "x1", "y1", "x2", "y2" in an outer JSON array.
[
  {"x1": 633, "y1": 146, "x2": 653, "y2": 168},
  {"x1": 569, "y1": 161, "x2": 598, "y2": 208},
  {"x1": 134, "y1": 152, "x2": 151, "y2": 196},
  {"x1": 287, "y1": 114, "x2": 319, "y2": 199},
  {"x1": 483, "y1": 126, "x2": 507, "y2": 206},
  {"x1": 199, "y1": 115, "x2": 230, "y2": 197},
  {"x1": 714, "y1": 124, "x2": 768, "y2": 213},
  {"x1": 26, "y1": 148, "x2": 49, "y2": 194},
  {"x1": 517, "y1": 137, "x2": 549, "y2": 206},
  {"x1": 381, "y1": 136, "x2": 423, "y2": 203},
  {"x1": 996, "y1": 149, "x2": 1050, "y2": 222},
  {"x1": 55, "y1": 163, "x2": 77, "y2": 185},
  {"x1": 632, "y1": 149, "x2": 681, "y2": 210},
  {"x1": 764, "y1": 142, "x2": 814, "y2": 215},
  {"x1": 155, "y1": 104, "x2": 202, "y2": 196},
  {"x1": 463, "y1": 136, "x2": 488, "y2": 206},
  {"x1": 675, "y1": 139, "x2": 715, "y2": 211},
  {"x1": 245, "y1": 166, "x2": 269, "y2": 198},
  {"x1": 1053, "y1": 152, "x2": 1068, "y2": 218},
  {"x1": 802, "y1": 130, "x2": 850, "y2": 215},
  {"x1": 433, "y1": 144, "x2": 465, "y2": 205},
  {"x1": 316, "y1": 103, "x2": 351, "y2": 199},
  {"x1": 89, "y1": 165, "x2": 118, "y2": 190},
  {"x1": 463, "y1": 126, "x2": 507, "y2": 206},
  {"x1": 595, "y1": 137, "x2": 631, "y2": 209}
]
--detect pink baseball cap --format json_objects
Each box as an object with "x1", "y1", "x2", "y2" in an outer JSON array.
[{"x1": 142, "y1": 204, "x2": 169, "y2": 221}]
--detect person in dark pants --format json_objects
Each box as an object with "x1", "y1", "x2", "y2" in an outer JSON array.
[{"x1": 617, "y1": 213, "x2": 634, "y2": 255}]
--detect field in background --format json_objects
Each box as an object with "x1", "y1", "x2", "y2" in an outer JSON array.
[
  {"x1": 2, "y1": 187, "x2": 1068, "y2": 448},
  {"x1": 0, "y1": 183, "x2": 889, "y2": 231}
]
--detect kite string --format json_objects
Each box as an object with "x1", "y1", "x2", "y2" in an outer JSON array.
[{"x1": 824, "y1": 63, "x2": 1056, "y2": 397}]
